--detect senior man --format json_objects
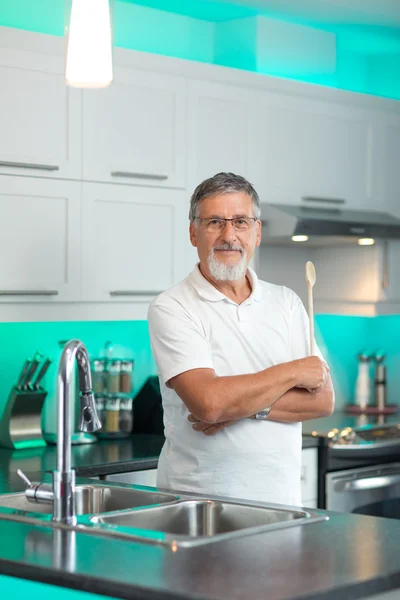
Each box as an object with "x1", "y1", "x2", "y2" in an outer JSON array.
[{"x1": 148, "y1": 172, "x2": 334, "y2": 506}]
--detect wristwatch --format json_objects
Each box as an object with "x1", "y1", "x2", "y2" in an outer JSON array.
[{"x1": 254, "y1": 406, "x2": 271, "y2": 420}]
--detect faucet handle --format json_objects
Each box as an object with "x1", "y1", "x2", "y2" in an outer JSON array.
[
  {"x1": 17, "y1": 469, "x2": 33, "y2": 487},
  {"x1": 80, "y1": 391, "x2": 102, "y2": 433}
]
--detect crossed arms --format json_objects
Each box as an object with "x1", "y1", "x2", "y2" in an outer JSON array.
[{"x1": 168, "y1": 356, "x2": 335, "y2": 435}]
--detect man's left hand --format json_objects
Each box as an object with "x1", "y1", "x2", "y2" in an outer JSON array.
[{"x1": 188, "y1": 413, "x2": 239, "y2": 436}]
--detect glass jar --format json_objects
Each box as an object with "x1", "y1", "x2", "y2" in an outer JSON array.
[
  {"x1": 107, "y1": 360, "x2": 121, "y2": 393},
  {"x1": 119, "y1": 398, "x2": 133, "y2": 433},
  {"x1": 104, "y1": 397, "x2": 120, "y2": 434},
  {"x1": 120, "y1": 360, "x2": 134, "y2": 394},
  {"x1": 92, "y1": 360, "x2": 106, "y2": 394}
]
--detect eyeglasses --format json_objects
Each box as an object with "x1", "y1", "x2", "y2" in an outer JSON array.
[{"x1": 194, "y1": 217, "x2": 258, "y2": 233}]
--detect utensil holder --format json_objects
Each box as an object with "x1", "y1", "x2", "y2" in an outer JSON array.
[{"x1": 0, "y1": 386, "x2": 47, "y2": 449}]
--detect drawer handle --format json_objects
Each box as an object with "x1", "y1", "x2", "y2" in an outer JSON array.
[
  {"x1": 301, "y1": 196, "x2": 345, "y2": 205},
  {"x1": 0, "y1": 290, "x2": 59, "y2": 296},
  {"x1": 0, "y1": 161, "x2": 59, "y2": 171},
  {"x1": 110, "y1": 171, "x2": 168, "y2": 181},
  {"x1": 109, "y1": 290, "x2": 161, "y2": 297}
]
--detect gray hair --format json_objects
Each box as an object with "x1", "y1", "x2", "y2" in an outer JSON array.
[{"x1": 189, "y1": 172, "x2": 261, "y2": 221}]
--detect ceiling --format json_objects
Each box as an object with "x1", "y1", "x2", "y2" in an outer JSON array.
[{"x1": 126, "y1": 0, "x2": 400, "y2": 27}]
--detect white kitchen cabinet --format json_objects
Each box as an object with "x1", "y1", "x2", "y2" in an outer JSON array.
[
  {"x1": 82, "y1": 67, "x2": 186, "y2": 189},
  {"x1": 382, "y1": 114, "x2": 400, "y2": 218},
  {"x1": 81, "y1": 182, "x2": 188, "y2": 301},
  {"x1": 187, "y1": 80, "x2": 256, "y2": 186},
  {"x1": 251, "y1": 91, "x2": 377, "y2": 211},
  {"x1": 105, "y1": 469, "x2": 158, "y2": 487},
  {"x1": 0, "y1": 28, "x2": 81, "y2": 181},
  {"x1": 0, "y1": 176, "x2": 81, "y2": 302},
  {"x1": 301, "y1": 447, "x2": 318, "y2": 508}
]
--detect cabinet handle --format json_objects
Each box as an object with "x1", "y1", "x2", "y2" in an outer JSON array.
[
  {"x1": 110, "y1": 171, "x2": 168, "y2": 181},
  {"x1": 0, "y1": 290, "x2": 59, "y2": 296},
  {"x1": 301, "y1": 196, "x2": 346, "y2": 205},
  {"x1": 0, "y1": 161, "x2": 59, "y2": 171},
  {"x1": 109, "y1": 290, "x2": 162, "y2": 297}
]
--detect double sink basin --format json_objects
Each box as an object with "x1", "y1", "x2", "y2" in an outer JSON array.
[{"x1": 0, "y1": 480, "x2": 327, "y2": 548}]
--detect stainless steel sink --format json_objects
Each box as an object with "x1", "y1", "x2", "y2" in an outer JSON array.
[
  {"x1": 0, "y1": 484, "x2": 178, "y2": 517},
  {"x1": 90, "y1": 499, "x2": 327, "y2": 547}
]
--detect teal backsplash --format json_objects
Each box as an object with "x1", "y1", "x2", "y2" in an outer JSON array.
[
  {"x1": 0, "y1": 321, "x2": 156, "y2": 420},
  {"x1": 315, "y1": 315, "x2": 400, "y2": 409},
  {"x1": 0, "y1": 315, "x2": 399, "y2": 422}
]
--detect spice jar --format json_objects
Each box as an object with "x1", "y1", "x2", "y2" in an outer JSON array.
[
  {"x1": 105, "y1": 397, "x2": 120, "y2": 434},
  {"x1": 107, "y1": 360, "x2": 121, "y2": 393},
  {"x1": 119, "y1": 398, "x2": 133, "y2": 433},
  {"x1": 92, "y1": 360, "x2": 106, "y2": 394},
  {"x1": 120, "y1": 360, "x2": 134, "y2": 394}
]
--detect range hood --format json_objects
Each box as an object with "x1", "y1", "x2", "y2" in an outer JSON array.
[{"x1": 261, "y1": 203, "x2": 400, "y2": 247}]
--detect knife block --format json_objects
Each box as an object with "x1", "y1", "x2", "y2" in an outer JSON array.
[{"x1": 0, "y1": 386, "x2": 47, "y2": 449}]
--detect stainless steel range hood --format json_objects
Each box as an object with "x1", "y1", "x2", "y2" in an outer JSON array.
[{"x1": 261, "y1": 203, "x2": 400, "y2": 247}]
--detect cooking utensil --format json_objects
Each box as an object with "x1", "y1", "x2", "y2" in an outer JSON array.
[
  {"x1": 16, "y1": 358, "x2": 32, "y2": 390},
  {"x1": 32, "y1": 358, "x2": 52, "y2": 390},
  {"x1": 305, "y1": 261, "x2": 316, "y2": 356}
]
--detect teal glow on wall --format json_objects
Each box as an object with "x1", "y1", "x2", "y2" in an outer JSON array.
[
  {"x1": 315, "y1": 314, "x2": 400, "y2": 409},
  {"x1": 0, "y1": 0, "x2": 399, "y2": 100},
  {"x1": 0, "y1": 321, "x2": 156, "y2": 421}
]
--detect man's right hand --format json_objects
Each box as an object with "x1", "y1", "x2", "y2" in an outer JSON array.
[{"x1": 292, "y1": 356, "x2": 330, "y2": 393}]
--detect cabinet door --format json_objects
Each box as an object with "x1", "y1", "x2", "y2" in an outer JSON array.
[
  {"x1": 251, "y1": 91, "x2": 375, "y2": 210},
  {"x1": 81, "y1": 183, "x2": 187, "y2": 301},
  {"x1": 301, "y1": 447, "x2": 318, "y2": 507},
  {"x1": 383, "y1": 114, "x2": 400, "y2": 218},
  {"x1": 82, "y1": 67, "x2": 186, "y2": 189},
  {"x1": 0, "y1": 176, "x2": 81, "y2": 302},
  {"x1": 0, "y1": 29, "x2": 81, "y2": 180},
  {"x1": 187, "y1": 80, "x2": 255, "y2": 186},
  {"x1": 105, "y1": 469, "x2": 157, "y2": 487}
]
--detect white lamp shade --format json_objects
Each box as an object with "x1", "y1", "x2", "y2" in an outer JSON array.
[{"x1": 66, "y1": 0, "x2": 113, "y2": 88}]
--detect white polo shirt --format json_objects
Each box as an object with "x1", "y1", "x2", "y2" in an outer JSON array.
[{"x1": 148, "y1": 265, "x2": 320, "y2": 506}]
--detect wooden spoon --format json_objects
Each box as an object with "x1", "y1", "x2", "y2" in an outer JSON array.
[{"x1": 305, "y1": 261, "x2": 316, "y2": 355}]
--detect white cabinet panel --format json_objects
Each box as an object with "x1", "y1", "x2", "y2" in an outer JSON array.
[
  {"x1": 301, "y1": 447, "x2": 318, "y2": 507},
  {"x1": 0, "y1": 176, "x2": 81, "y2": 301},
  {"x1": 383, "y1": 118, "x2": 400, "y2": 218},
  {"x1": 0, "y1": 39, "x2": 81, "y2": 180},
  {"x1": 251, "y1": 92, "x2": 375, "y2": 210},
  {"x1": 81, "y1": 183, "x2": 187, "y2": 301},
  {"x1": 82, "y1": 68, "x2": 186, "y2": 189},
  {"x1": 187, "y1": 80, "x2": 255, "y2": 185},
  {"x1": 105, "y1": 469, "x2": 157, "y2": 487}
]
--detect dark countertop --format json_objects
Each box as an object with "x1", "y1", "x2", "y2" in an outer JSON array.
[
  {"x1": 0, "y1": 434, "x2": 164, "y2": 494},
  {"x1": 0, "y1": 477, "x2": 400, "y2": 600},
  {"x1": 0, "y1": 433, "x2": 319, "y2": 495},
  {"x1": 303, "y1": 412, "x2": 400, "y2": 437}
]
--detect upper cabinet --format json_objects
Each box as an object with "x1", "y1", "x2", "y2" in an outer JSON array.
[
  {"x1": 81, "y1": 183, "x2": 188, "y2": 302},
  {"x1": 250, "y1": 91, "x2": 378, "y2": 210},
  {"x1": 0, "y1": 30, "x2": 81, "y2": 180},
  {"x1": 82, "y1": 67, "x2": 186, "y2": 189},
  {"x1": 187, "y1": 80, "x2": 255, "y2": 186},
  {"x1": 382, "y1": 113, "x2": 400, "y2": 218},
  {"x1": 0, "y1": 176, "x2": 81, "y2": 302}
]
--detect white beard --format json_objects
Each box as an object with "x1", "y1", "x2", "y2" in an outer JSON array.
[{"x1": 207, "y1": 246, "x2": 248, "y2": 281}]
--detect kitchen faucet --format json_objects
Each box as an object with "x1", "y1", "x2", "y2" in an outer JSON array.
[{"x1": 18, "y1": 340, "x2": 101, "y2": 525}]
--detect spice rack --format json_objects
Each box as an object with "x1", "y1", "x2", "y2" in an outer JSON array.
[{"x1": 91, "y1": 358, "x2": 135, "y2": 439}]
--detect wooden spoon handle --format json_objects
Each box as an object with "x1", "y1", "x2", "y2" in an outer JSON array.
[{"x1": 308, "y1": 283, "x2": 315, "y2": 356}]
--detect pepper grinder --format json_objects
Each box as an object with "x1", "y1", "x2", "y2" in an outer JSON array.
[
  {"x1": 373, "y1": 352, "x2": 387, "y2": 412},
  {"x1": 355, "y1": 352, "x2": 371, "y2": 410}
]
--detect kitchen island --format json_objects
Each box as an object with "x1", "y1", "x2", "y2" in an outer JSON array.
[{"x1": 0, "y1": 474, "x2": 399, "y2": 600}]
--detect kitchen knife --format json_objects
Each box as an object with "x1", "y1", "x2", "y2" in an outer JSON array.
[
  {"x1": 22, "y1": 351, "x2": 43, "y2": 390},
  {"x1": 32, "y1": 358, "x2": 52, "y2": 390},
  {"x1": 16, "y1": 358, "x2": 32, "y2": 390}
]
